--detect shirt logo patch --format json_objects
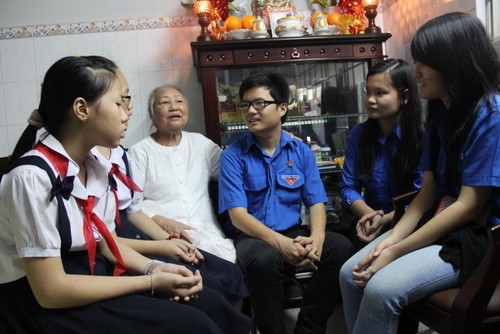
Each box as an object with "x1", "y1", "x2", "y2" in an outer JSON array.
[{"x1": 282, "y1": 175, "x2": 300, "y2": 186}]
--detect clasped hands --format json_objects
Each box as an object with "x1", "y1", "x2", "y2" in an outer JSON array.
[
  {"x1": 278, "y1": 235, "x2": 322, "y2": 271},
  {"x1": 153, "y1": 215, "x2": 204, "y2": 265},
  {"x1": 151, "y1": 262, "x2": 203, "y2": 302},
  {"x1": 351, "y1": 235, "x2": 399, "y2": 287},
  {"x1": 356, "y1": 210, "x2": 385, "y2": 243},
  {"x1": 160, "y1": 238, "x2": 204, "y2": 265}
]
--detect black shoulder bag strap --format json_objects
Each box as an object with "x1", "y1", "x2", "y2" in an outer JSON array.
[{"x1": 5, "y1": 156, "x2": 73, "y2": 251}]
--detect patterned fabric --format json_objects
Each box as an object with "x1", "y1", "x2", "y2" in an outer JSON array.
[{"x1": 435, "y1": 195, "x2": 457, "y2": 215}]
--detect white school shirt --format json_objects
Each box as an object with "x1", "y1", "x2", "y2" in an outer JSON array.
[
  {"x1": 128, "y1": 131, "x2": 237, "y2": 263},
  {"x1": 0, "y1": 134, "x2": 115, "y2": 283},
  {"x1": 91, "y1": 146, "x2": 144, "y2": 214}
]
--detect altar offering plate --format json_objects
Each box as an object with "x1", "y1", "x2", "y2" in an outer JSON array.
[
  {"x1": 225, "y1": 29, "x2": 252, "y2": 40},
  {"x1": 251, "y1": 30, "x2": 269, "y2": 39}
]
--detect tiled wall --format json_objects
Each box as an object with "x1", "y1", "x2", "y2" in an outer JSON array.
[
  {"x1": 0, "y1": 16, "x2": 202, "y2": 157},
  {"x1": 0, "y1": 0, "x2": 477, "y2": 157}
]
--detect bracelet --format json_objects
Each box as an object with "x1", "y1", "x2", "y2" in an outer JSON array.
[
  {"x1": 143, "y1": 259, "x2": 163, "y2": 275},
  {"x1": 148, "y1": 273, "x2": 155, "y2": 296},
  {"x1": 166, "y1": 235, "x2": 179, "y2": 240}
]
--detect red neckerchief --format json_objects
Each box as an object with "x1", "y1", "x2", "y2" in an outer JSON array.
[
  {"x1": 76, "y1": 196, "x2": 126, "y2": 276},
  {"x1": 110, "y1": 163, "x2": 142, "y2": 193},
  {"x1": 35, "y1": 143, "x2": 126, "y2": 276},
  {"x1": 108, "y1": 163, "x2": 142, "y2": 226},
  {"x1": 35, "y1": 143, "x2": 68, "y2": 178}
]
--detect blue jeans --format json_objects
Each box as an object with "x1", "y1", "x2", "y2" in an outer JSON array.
[{"x1": 339, "y1": 231, "x2": 461, "y2": 334}]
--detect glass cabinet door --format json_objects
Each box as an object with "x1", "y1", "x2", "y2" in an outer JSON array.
[{"x1": 216, "y1": 60, "x2": 368, "y2": 155}]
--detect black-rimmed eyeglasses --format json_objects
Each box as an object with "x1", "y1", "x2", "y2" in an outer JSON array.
[{"x1": 238, "y1": 99, "x2": 281, "y2": 112}]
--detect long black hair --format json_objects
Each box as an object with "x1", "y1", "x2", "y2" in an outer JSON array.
[
  {"x1": 8, "y1": 55, "x2": 118, "y2": 166},
  {"x1": 357, "y1": 59, "x2": 423, "y2": 191},
  {"x1": 411, "y1": 12, "x2": 500, "y2": 190}
]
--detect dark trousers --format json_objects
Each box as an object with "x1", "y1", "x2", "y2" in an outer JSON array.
[{"x1": 234, "y1": 226, "x2": 354, "y2": 334}]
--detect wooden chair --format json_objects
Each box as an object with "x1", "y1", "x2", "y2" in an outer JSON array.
[{"x1": 392, "y1": 191, "x2": 500, "y2": 334}]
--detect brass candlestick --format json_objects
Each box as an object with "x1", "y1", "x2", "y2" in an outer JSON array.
[
  {"x1": 194, "y1": 0, "x2": 213, "y2": 41},
  {"x1": 196, "y1": 12, "x2": 212, "y2": 41},
  {"x1": 363, "y1": 0, "x2": 381, "y2": 34}
]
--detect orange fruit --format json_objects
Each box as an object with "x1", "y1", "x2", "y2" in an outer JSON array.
[
  {"x1": 327, "y1": 12, "x2": 342, "y2": 26},
  {"x1": 241, "y1": 15, "x2": 256, "y2": 30},
  {"x1": 224, "y1": 16, "x2": 242, "y2": 31},
  {"x1": 310, "y1": 11, "x2": 327, "y2": 28}
]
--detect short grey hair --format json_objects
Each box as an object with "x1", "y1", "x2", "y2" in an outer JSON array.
[{"x1": 147, "y1": 84, "x2": 189, "y2": 128}]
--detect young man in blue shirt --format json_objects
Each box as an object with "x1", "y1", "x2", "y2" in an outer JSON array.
[{"x1": 219, "y1": 72, "x2": 354, "y2": 334}]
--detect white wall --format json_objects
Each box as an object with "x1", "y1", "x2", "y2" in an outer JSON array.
[
  {"x1": 0, "y1": 0, "x2": 193, "y2": 27},
  {"x1": 383, "y1": 0, "x2": 476, "y2": 61},
  {"x1": 0, "y1": 0, "x2": 207, "y2": 155}
]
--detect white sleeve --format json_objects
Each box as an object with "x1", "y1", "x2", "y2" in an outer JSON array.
[
  {"x1": 1, "y1": 166, "x2": 62, "y2": 258},
  {"x1": 204, "y1": 136, "x2": 222, "y2": 180},
  {"x1": 125, "y1": 152, "x2": 145, "y2": 214},
  {"x1": 128, "y1": 141, "x2": 148, "y2": 177}
]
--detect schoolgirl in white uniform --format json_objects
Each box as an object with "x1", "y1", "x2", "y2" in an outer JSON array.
[{"x1": 0, "y1": 55, "x2": 250, "y2": 333}]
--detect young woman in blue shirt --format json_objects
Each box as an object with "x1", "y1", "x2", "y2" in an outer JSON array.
[
  {"x1": 340, "y1": 12, "x2": 500, "y2": 334},
  {"x1": 341, "y1": 59, "x2": 424, "y2": 247}
]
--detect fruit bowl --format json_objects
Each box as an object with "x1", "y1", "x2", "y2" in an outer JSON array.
[{"x1": 225, "y1": 29, "x2": 252, "y2": 40}]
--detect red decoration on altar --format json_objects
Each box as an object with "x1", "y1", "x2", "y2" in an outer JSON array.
[
  {"x1": 212, "y1": 0, "x2": 228, "y2": 21},
  {"x1": 338, "y1": 0, "x2": 367, "y2": 34},
  {"x1": 339, "y1": 0, "x2": 363, "y2": 14},
  {"x1": 208, "y1": 0, "x2": 228, "y2": 40}
]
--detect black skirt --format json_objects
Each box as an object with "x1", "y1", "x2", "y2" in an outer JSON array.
[{"x1": 0, "y1": 252, "x2": 251, "y2": 334}]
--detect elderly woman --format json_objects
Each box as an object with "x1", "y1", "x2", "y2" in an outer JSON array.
[{"x1": 128, "y1": 85, "x2": 236, "y2": 263}]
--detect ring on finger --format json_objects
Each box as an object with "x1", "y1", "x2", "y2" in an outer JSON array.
[{"x1": 363, "y1": 271, "x2": 372, "y2": 281}]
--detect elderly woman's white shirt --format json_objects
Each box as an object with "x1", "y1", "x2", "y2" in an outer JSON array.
[{"x1": 128, "y1": 131, "x2": 236, "y2": 262}]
